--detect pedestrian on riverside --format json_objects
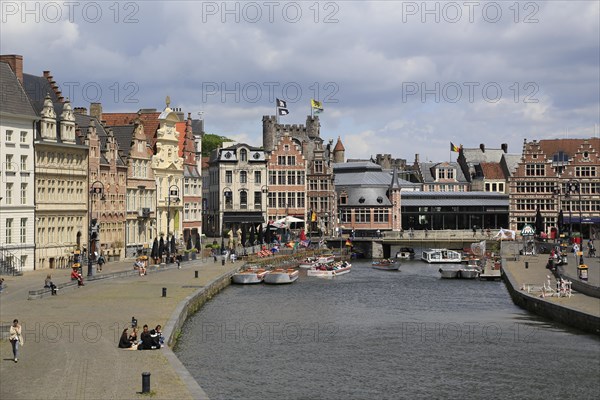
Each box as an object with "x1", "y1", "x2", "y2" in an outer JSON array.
[
  {"x1": 472, "y1": 226, "x2": 477, "y2": 237},
  {"x1": 573, "y1": 243, "x2": 580, "y2": 262},
  {"x1": 97, "y1": 254, "x2": 105, "y2": 272},
  {"x1": 9, "y1": 319, "x2": 23, "y2": 362}
]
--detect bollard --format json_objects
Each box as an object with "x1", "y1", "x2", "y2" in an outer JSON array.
[
  {"x1": 142, "y1": 372, "x2": 151, "y2": 393},
  {"x1": 525, "y1": 261, "x2": 529, "y2": 269},
  {"x1": 162, "y1": 287, "x2": 167, "y2": 297},
  {"x1": 131, "y1": 316, "x2": 137, "y2": 329},
  {"x1": 222, "y1": 258, "x2": 225, "y2": 266},
  {"x1": 194, "y1": 270, "x2": 198, "y2": 278}
]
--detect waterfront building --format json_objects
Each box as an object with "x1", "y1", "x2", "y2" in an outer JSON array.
[
  {"x1": 0, "y1": 58, "x2": 38, "y2": 272},
  {"x1": 206, "y1": 143, "x2": 267, "y2": 237},
  {"x1": 333, "y1": 162, "x2": 417, "y2": 236},
  {"x1": 152, "y1": 100, "x2": 184, "y2": 242},
  {"x1": 412, "y1": 154, "x2": 470, "y2": 192},
  {"x1": 262, "y1": 115, "x2": 336, "y2": 236},
  {"x1": 457, "y1": 143, "x2": 515, "y2": 193},
  {"x1": 22, "y1": 70, "x2": 89, "y2": 270},
  {"x1": 179, "y1": 113, "x2": 202, "y2": 250},
  {"x1": 265, "y1": 133, "x2": 306, "y2": 223},
  {"x1": 509, "y1": 138, "x2": 600, "y2": 238}
]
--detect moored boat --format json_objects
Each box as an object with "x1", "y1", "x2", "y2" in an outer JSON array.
[
  {"x1": 307, "y1": 261, "x2": 351, "y2": 278},
  {"x1": 263, "y1": 268, "x2": 299, "y2": 284},
  {"x1": 317, "y1": 254, "x2": 335, "y2": 264},
  {"x1": 439, "y1": 267, "x2": 460, "y2": 279},
  {"x1": 299, "y1": 257, "x2": 319, "y2": 269},
  {"x1": 458, "y1": 267, "x2": 480, "y2": 279},
  {"x1": 396, "y1": 247, "x2": 415, "y2": 260},
  {"x1": 231, "y1": 267, "x2": 268, "y2": 284},
  {"x1": 421, "y1": 249, "x2": 462, "y2": 263},
  {"x1": 372, "y1": 259, "x2": 400, "y2": 271}
]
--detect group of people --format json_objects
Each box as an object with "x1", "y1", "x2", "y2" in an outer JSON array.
[{"x1": 118, "y1": 324, "x2": 164, "y2": 350}]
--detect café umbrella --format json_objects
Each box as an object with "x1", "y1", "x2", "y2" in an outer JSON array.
[{"x1": 151, "y1": 238, "x2": 159, "y2": 259}]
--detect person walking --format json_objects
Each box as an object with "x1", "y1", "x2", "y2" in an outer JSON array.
[
  {"x1": 9, "y1": 319, "x2": 23, "y2": 362},
  {"x1": 572, "y1": 242, "x2": 580, "y2": 263}
]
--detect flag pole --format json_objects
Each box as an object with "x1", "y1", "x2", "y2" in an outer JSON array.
[{"x1": 276, "y1": 102, "x2": 278, "y2": 124}]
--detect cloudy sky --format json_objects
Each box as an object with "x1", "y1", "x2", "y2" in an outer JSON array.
[{"x1": 2, "y1": 1, "x2": 598, "y2": 161}]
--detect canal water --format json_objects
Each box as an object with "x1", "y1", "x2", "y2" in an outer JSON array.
[{"x1": 175, "y1": 260, "x2": 600, "y2": 399}]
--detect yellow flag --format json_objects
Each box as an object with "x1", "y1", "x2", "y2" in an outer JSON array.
[{"x1": 311, "y1": 99, "x2": 323, "y2": 110}]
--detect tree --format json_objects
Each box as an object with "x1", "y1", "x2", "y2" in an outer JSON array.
[{"x1": 202, "y1": 134, "x2": 232, "y2": 156}]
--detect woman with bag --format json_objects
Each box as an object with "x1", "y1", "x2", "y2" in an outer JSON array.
[{"x1": 9, "y1": 319, "x2": 23, "y2": 362}]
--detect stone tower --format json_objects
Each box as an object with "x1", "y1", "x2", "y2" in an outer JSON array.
[
  {"x1": 333, "y1": 136, "x2": 345, "y2": 163},
  {"x1": 389, "y1": 168, "x2": 402, "y2": 231}
]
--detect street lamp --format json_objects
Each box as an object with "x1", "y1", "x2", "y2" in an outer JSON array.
[
  {"x1": 88, "y1": 181, "x2": 105, "y2": 277},
  {"x1": 166, "y1": 184, "x2": 180, "y2": 262},
  {"x1": 261, "y1": 185, "x2": 268, "y2": 226},
  {"x1": 565, "y1": 179, "x2": 582, "y2": 239},
  {"x1": 553, "y1": 184, "x2": 562, "y2": 240}
]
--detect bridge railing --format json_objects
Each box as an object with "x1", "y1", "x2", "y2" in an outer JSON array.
[{"x1": 382, "y1": 229, "x2": 494, "y2": 241}]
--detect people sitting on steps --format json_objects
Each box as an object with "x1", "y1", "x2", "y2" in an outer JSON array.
[{"x1": 44, "y1": 274, "x2": 58, "y2": 295}]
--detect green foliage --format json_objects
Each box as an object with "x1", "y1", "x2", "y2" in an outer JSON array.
[{"x1": 202, "y1": 133, "x2": 232, "y2": 156}]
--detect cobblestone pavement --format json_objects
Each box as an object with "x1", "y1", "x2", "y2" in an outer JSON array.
[
  {"x1": 0, "y1": 256, "x2": 241, "y2": 400},
  {"x1": 502, "y1": 242, "x2": 600, "y2": 317}
]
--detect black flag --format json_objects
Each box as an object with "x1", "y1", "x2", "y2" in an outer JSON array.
[
  {"x1": 278, "y1": 108, "x2": 289, "y2": 116},
  {"x1": 276, "y1": 98, "x2": 287, "y2": 108}
]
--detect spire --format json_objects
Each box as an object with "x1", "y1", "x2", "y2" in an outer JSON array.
[
  {"x1": 390, "y1": 167, "x2": 401, "y2": 190},
  {"x1": 333, "y1": 136, "x2": 345, "y2": 151}
]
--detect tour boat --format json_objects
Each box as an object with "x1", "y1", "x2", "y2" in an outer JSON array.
[
  {"x1": 421, "y1": 249, "x2": 462, "y2": 263},
  {"x1": 231, "y1": 267, "x2": 268, "y2": 284},
  {"x1": 307, "y1": 261, "x2": 352, "y2": 278},
  {"x1": 263, "y1": 268, "x2": 299, "y2": 284},
  {"x1": 438, "y1": 266, "x2": 460, "y2": 279},
  {"x1": 372, "y1": 259, "x2": 400, "y2": 271},
  {"x1": 396, "y1": 247, "x2": 415, "y2": 260}
]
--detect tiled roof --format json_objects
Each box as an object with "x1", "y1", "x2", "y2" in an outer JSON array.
[
  {"x1": 419, "y1": 162, "x2": 468, "y2": 183},
  {"x1": 501, "y1": 154, "x2": 521, "y2": 176},
  {"x1": 0, "y1": 62, "x2": 37, "y2": 117},
  {"x1": 537, "y1": 138, "x2": 600, "y2": 159},
  {"x1": 461, "y1": 148, "x2": 506, "y2": 164},
  {"x1": 333, "y1": 137, "x2": 345, "y2": 151},
  {"x1": 103, "y1": 111, "x2": 161, "y2": 148},
  {"x1": 479, "y1": 162, "x2": 505, "y2": 180},
  {"x1": 22, "y1": 72, "x2": 61, "y2": 115}
]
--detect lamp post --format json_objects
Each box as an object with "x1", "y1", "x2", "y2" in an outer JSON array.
[
  {"x1": 553, "y1": 184, "x2": 562, "y2": 241},
  {"x1": 88, "y1": 181, "x2": 105, "y2": 277},
  {"x1": 166, "y1": 184, "x2": 180, "y2": 262},
  {"x1": 261, "y1": 185, "x2": 268, "y2": 226},
  {"x1": 566, "y1": 179, "x2": 582, "y2": 239}
]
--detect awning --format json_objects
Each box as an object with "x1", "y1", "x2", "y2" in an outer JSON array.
[
  {"x1": 563, "y1": 216, "x2": 600, "y2": 224},
  {"x1": 222, "y1": 212, "x2": 264, "y2": 223}
]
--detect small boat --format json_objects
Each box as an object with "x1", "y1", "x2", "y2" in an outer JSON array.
[
  {"x1": 317, "y1": 254, "x2": 335, "y2": 264},
  {"x1": 231, "y1": 268, "x2": 268, "y2": 284},
  {"x1": 299, "y1": 257, "x2": 319, "y2": 269},
  {"x1": 421, "y1": 249, "x2": 462, "y2": 263},
  {"x1": 439, "y1": 266, "x2": 460, "y2": 279},
  {"x1": 263, "y1": 268, "x2": 299, "y2": 284},
  {"x1": 307, "y1": 261, "x2": 352, "y2": 278},
  {"x1": 458, "y1": 267, "x2": 480, "y2": 279},
  {"x1": 372, "y1": 259, "x2": 400, "y2": 271},
  {"x1": 396, "y1": 247, "x2": 415, "y2": 260}
]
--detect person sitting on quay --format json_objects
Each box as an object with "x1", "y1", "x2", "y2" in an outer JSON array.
[
  {"x1": 155, "y1": 325, "x2": 164, "y2": 346},
  {"x1": 118, "y1": 328, "x2": 133, "y2": 349},
  {"x1": 137, "y1": 325, "x2": 161, "y2": 350},
  {"x1": 71, "y1": 269, "x2": 84, "y2": 286},
  {"x1": 128, "y1": 327, "x2": 139, "y2": 346},
  {"x1": 44, "y1": 274, "x2": 58, "y2": 295},
  {"x1": 134, "y1": 259, "x2": 146, "y2": 276}
]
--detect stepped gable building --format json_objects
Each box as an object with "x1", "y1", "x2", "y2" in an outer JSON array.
[
  {"x1": 0, "y1": 57, "x2": 38, "y2": 272},
  {"x1": 97, "y1": 114, "x2": 156, "y2": 258},
  {"x1": 262, "y1": 115, "x2": 336, "y2": 235},
  {"x1": 74, "y1": 108, "x2": 127, "y2": 261},
  {"x1": 333, "y1": 162, "x2": 411, "y2": 235},
  {"x1": 509, "y1": 138, "x2": 600, "y2": 238},
  {"x1": 266, "y1": 133, "x2": 307, "y2": 223},
  {"x1": 22, "y1": 68, "x2": 89, "y2": 270},
  {"x1": 179, "y1": 113, "x2": 202, "y2": 249},
  {"x1": 207, "y1": 142, "x2": 267, "y2": 237}
]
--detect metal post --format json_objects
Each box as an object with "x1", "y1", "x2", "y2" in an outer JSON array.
[
  {"x1": 194, "y1": 270, "x2": 198, "y2": 278},
  {"x1": 141, "y1": 372, "x2": 151, "y2": 393},
  {"x1": 166, "y1": 194, "x2": 171, "y2": 262},
  {"x1": 162, "y1": 287, "x2": 167, "y2": 297}
]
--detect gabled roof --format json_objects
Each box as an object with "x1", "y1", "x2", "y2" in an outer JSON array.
[
  {"x1": 537, "y1": 138, "x2": 600, "y2": 159},
  {"x1": 110, "y1": 125, "x2": 136, "y2": 158},
  {"x1": 501, "y1": 154, "x2": 521, "y2": 177},
  {"x1": 22, "y1": 72, "x2": 62, "y2": 115},
  {"x1": 419, "y1": 162, "x2": 468, "y2": 183},
  {"x1": 461, "y1": 148, "x2": 506, "y2": 164},
  {"x1": 0, "y1": 62, "x2": 37, "y2": 118}
]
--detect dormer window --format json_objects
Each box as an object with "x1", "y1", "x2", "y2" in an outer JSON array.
[
  {"x1": 240, "y1": 149, "x2": 247, "y2": 161},
  {"x1": 377, "y1": 196, "x2": 383, "y2": 204},
  {"x1": 358, "y1": 197, "x2": 365, "y2": 204}
]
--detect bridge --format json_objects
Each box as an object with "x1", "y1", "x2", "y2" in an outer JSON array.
[{"x1": 327, "y1": 230, "x2": 498, "y2": 258}]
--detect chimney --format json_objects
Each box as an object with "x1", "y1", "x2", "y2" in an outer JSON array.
[
  {"x1": 74, "y1": 107, "x2": 88, "y2": 115},
  {"x1": 90, "y1": 103, "x2": 103, "y2": 121},
  {"x1": 414, "y1": 153, "x2": 420, "y2": 164},
  {"x1": 479, "y1": 143, "x2": 485, "y2": 153},
  {"x1": 0, "y1": 55, "x2": 23, "y2": 84},
  {"x1": 501, "y1": 143, "x2": 508, "y2": 153}
]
